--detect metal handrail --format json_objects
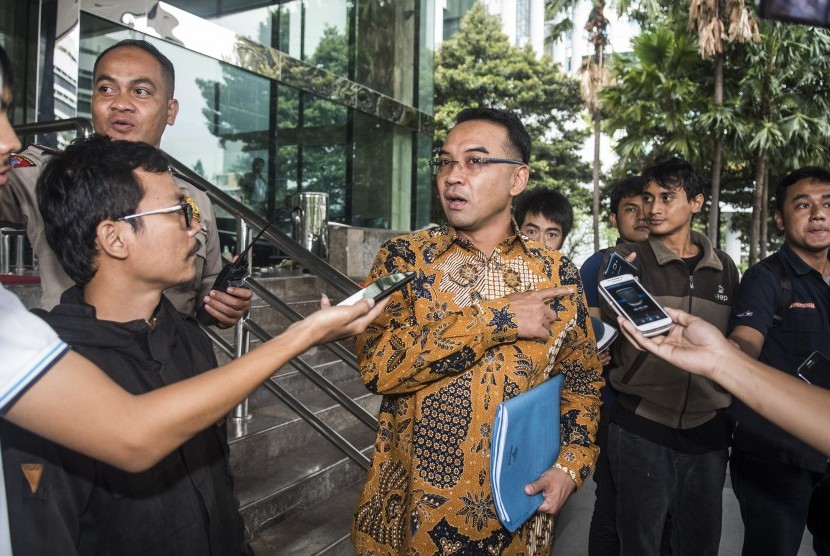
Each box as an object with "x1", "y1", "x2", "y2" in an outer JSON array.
[
  {"x1": 262, "y1": 379, "x2": 371, "y2": 471},
  {"x1": 245, "y1": 277, "x2": 360, "y2": 371},
  {"x1": 13, "y1": 117, "x2": 94, "y2": 140},
  {"x1": 245, "y1": 319, "x2": 377, "y2": 430},
  {"x1": 11, "y1": 118, "x2": 376, "y2": 471},
  {"x1": 165, "y1": 156, "x2": 359, "y2": 297}
]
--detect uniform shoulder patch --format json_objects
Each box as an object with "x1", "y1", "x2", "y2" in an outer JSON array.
[{"x1": 10, "y1": 153, "x2": 36, "y2": 168}]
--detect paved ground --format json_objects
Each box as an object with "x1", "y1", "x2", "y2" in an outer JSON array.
[{"x1": 553, "y1": 477, "x2": 815, "y2": 555}]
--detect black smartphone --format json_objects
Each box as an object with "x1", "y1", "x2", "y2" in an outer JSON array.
[
  {"x1": 604, "y1": 251, "x2": 638, "y2": 279},
  {"x1": 337, "y1": 272, "x2": 415, "y2": 306},
  {"x1": 196, "y1": 210, "x2": 284, "y2": 326},
  {"x1": 797, "y1": 351, "x2": 830, "y2": 390}
]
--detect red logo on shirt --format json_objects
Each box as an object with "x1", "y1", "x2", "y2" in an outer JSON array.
[{"x1": 10, "y1": 154, "x2": 36, "y2": 168}]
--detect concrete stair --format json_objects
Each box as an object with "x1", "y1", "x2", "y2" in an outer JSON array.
[{"x1": 225, "y1": 272, "x2": 379, "y2": 555}]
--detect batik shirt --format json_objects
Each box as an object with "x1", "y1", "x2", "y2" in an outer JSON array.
[{"x1": 350, "y1": 225, "x2": 603, "y2": 555}]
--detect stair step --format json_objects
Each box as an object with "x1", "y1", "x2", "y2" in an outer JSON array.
[
  {"x1": 244, "y1": 359, "x2": 363, "y2": 410},
  {"x1": 234, "y1": 422, "x2": 373, "y2": 535},
  {"x1": 248, "y1": 481, "x2": 363, "y2": 556},
  {"x1": 228, "y1": 375, "x2": 380, "y2": 474}
]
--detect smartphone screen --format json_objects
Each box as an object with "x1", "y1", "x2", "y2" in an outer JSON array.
[{"x1": 337, "y1": 272, "x2": 415, "y2": 306}]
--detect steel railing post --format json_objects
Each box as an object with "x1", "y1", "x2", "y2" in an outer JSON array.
[{"x1": 231, "y1": 218, "x2": 253, "y2": 423}]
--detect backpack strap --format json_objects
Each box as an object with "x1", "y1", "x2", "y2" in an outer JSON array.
[{"x1": 758, "y1": 251, "x2": 794, "y2": 327}]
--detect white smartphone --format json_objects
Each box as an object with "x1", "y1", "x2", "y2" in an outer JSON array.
[
  {"x1": 337, "y1": 272, "x2": 415, "y2": 306},
  {"x1": 598, "y1": 274, "x2": 673, "y2": 337}
]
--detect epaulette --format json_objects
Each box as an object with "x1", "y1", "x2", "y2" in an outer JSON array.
[{"x1": 9, "y1": 144, "x2": 61, "y2": 168}]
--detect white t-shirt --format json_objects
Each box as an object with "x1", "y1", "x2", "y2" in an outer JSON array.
[{"x1": 0, "y1": 284, "x2": 69, "y2": 554}]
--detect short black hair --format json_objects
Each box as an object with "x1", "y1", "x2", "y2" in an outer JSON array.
[
  {"x1": 37, "y1": 134, "x2": 170, "y2": 286},
  {"x1": 0, "y1": 45, "x2": 14, "y2": 93},
  {"x1": 609, "y1": 175, "x2": 644, "y2": 215},
  {"x1": 454, "y1": 107, "x2": 531, "y2": 163},
  {"x1": 514, "y1": 187, "x2": 573, "y2": 240},
  {"x1": 642, "y1": 158, "x2": 704, "y2": 201},
  {"x1": 774, "y1": 166, "x2": 830, "y2": 213},
  {"x1": 93, "y1": 39, "x2": 176, "y2": 97}
]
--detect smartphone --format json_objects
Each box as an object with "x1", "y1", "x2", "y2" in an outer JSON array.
[
  {"x1": 598, "y1": 274, "x2": 673, "y2": 337},
  {"x1": 797, "y1": 351, "x2": 830, "y2": 390},
  {"x1": 604, "y1": 251, "x2": 638, "y2": 279},
  {"x1": 337, "y1": 272, "x2": 415, "y2": 306}
]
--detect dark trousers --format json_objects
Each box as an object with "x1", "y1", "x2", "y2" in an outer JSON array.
[
  {"x1": 808, "y1": 469, "x2": 830, "y2": 556},
  {"x1": 589, "y1": 407, "x2": 618, "y2": 556},
  {"x1": 607, "y1": 423, "x2": 727, "y2": 556},
  {"x1": 730, "y1": 449, "x2": 825, "y2": 556}
]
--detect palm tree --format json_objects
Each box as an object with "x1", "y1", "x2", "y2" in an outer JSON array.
[
  {"x1": 582, "y1": 2, "x2": 610, "y2": 251},
  {"x1": 687, "y1": 0, "x2": 758, "y2": 247},
  {"x1": 736, "y1": 22, "x2": 830, "y2": 263}
]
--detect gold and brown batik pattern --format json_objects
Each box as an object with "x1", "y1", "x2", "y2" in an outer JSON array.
[{"x1": 350, "y1": 225, "x2": 603, "y2": 555}]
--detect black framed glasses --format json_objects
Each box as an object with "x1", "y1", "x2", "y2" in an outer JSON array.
[
  {"x1": 119, "y1": 195, "x2": 199, "y2": 229},
  {"x1": 428, "y1": 156, "x2": 526, "y2": 177}
]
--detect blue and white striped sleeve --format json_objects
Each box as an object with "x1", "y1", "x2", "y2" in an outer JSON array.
[{"x1": 0, "y1": 285, "x2": 69, "y2": 412}]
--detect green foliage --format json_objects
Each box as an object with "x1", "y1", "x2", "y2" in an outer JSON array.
[
  {"x1": 434, "y1": 3, "x2": 592, "y2": 211},
  {"x1": 599, "y1": 9, "x2": 830, "y2": 251},
  {"x1": 600, "y1": 22, "x2": 714, "y2": 170}
]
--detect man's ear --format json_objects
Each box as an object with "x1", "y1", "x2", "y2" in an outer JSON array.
[
  {"x1": 96, "y1": 220, "x2": 130, "y2": 261},
  {"x1": 166, "y1": 98, "x2": 180, "y2": 126},
  {"x1": 609, "y1": 213, "x2": 618, "y2": 228},
  {"x1": 509, "y1": 165, "x2": 529, "y2": 197},
  {"x1": 690, "y1": 194, "x2": 704, "y2": 214},
  {"x1": 774, "y1": 210, "x2": 785, "y2": 231}
]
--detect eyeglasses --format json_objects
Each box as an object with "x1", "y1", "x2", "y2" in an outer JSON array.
[
  {"x1": 428, "y1": 156, "x2": 526, "y2": 177},
  {"x1": 119, "y1": 195, "x2": 200, "y2": 229}
]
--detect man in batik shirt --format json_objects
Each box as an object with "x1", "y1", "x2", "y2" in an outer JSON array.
[{"x1": 350, "y1": 107, "x2": 603, "y2": 555}]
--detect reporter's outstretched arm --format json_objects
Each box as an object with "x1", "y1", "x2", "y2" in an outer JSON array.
[
  {"x1": 617, "y1": 308, "x2": 830, "y2": 457},
  {"x1": 6, "y1": 297, "x2": 387, "y2": 472}
]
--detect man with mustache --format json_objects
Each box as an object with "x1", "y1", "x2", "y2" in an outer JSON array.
[
  {"x1": 727, "y1": 167, "x2": 830, "y2": 556},
  {"x1": 0, "y1": 39, "x2": 250, "y2": 326}
]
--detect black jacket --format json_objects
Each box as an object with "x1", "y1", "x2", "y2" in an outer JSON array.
[{"x1": 1, "y1": 287, "x2": 246, "y2": 555}]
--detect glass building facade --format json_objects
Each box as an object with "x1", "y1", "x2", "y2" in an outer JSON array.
[{"x1": 1, "y1": 0, "x2": 436, "y2": 231}]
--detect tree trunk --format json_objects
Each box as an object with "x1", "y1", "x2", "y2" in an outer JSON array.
[
  {"x1": 591, "y1": 38, "x2": 604, "y2": 252},
  {"x1": 750, "y1": 154, "x2": 766, "y2": 265},
  {"x1": 760, "y1": 167, "x2": 769, "y2": 259},
  {"x1": 708, "y1": 53, "x2": 724, "y2": 247},
  {"x1": 592, "y1": 110, "x2": 601, "y2": 252}
]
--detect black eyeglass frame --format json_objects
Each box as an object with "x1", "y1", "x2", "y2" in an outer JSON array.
[{"x1": 428, "y1": 156, "x2": 527, "y2": 177}]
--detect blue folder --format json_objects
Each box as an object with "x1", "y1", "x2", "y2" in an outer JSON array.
[{"x1": 490, "y1": 373, "x2": 564, "y2": 532}]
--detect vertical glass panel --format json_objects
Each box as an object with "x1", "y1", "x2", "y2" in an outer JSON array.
[
  {"x1": 301, "y1": 0, "x2": 348, "y2": 69},
  {"x1": 278, "y1": 84, "x2": 348, "y2": 222},
  {"x1": 352, "y1": 111, "x2": 414, "y2": 230},
  {"x1": 414, "y1": 132, "x2": 435, "y2": 229},
  {"x1": 419, "y1": 0, "x2": 435, "y2": 113},
  {"x1": 355, "y1": 0, "x2": 415, "y2": 105}
]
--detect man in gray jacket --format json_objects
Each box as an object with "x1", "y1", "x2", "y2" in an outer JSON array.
[{"x1": 600, "y1": 158, "x2": 739, "y2": 556}]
